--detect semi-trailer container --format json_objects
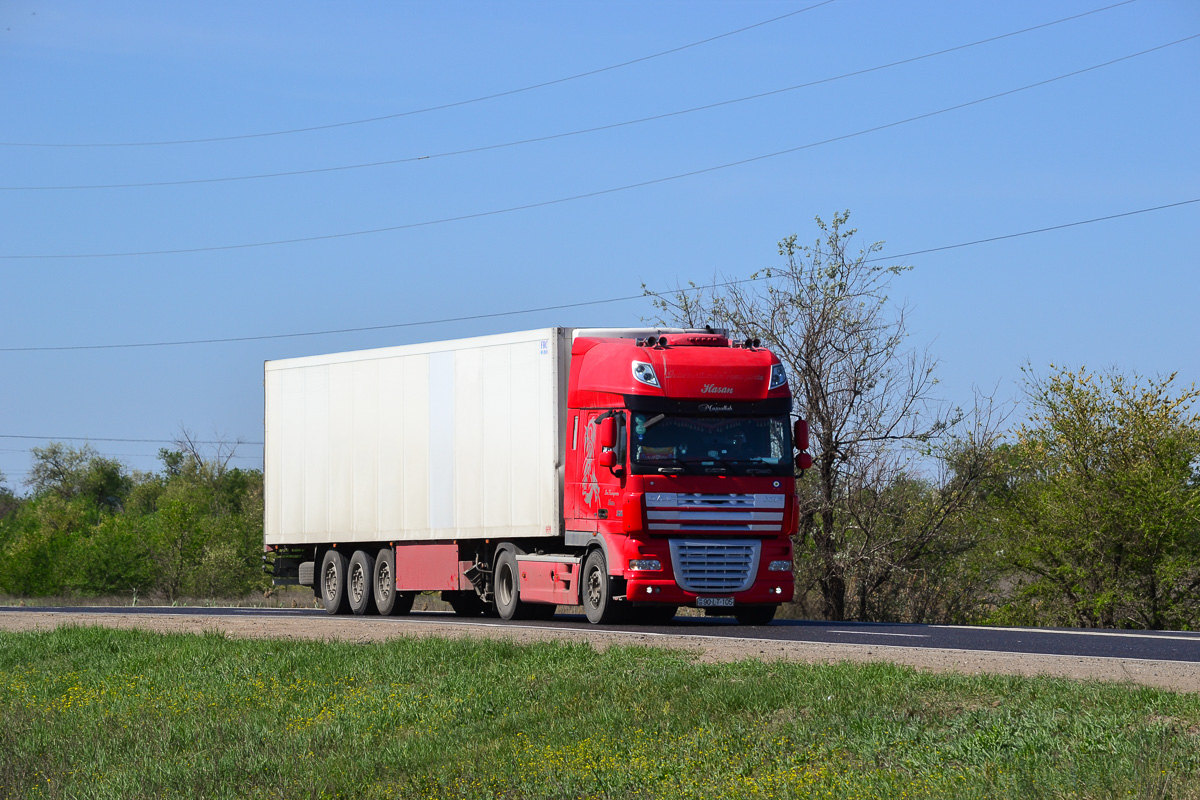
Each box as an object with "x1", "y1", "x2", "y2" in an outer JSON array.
[{"x1": 265, "y1": 327, "x2": 810, "y2": 624}]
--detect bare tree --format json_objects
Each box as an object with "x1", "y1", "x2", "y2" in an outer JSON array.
[
  {"x1": 171, "y1": 427, "x2": 244, "y2": 487},
  {"x1": 648, "y1": 211, "x2": 999, "y2": 621}
]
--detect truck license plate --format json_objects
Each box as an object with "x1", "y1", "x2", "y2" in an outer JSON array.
[{"x1": 697, "y1": 596, "x2": 734, "y2": 608}]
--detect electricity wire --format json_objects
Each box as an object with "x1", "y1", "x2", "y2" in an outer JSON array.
[
  {"x1": 0, "y1": 446, "x2": 257, "y2": 459},
  {"x1": 0, "y1": 1, "x2": 837, "y2": 148},
  {"x1": 3, "y1": 32, "x2": 1193, "y2": 262},
  {"x1": 0, "y1": 434, "x2": 264, "y2": 446},
  {"x1": 2, "y1": 197, "x2": 1194, "y2": 353},
  {"x1": 0, "y1": 0, "x2": 1137, "y2": 192}
]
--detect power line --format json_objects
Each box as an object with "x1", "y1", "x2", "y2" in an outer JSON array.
[
  {"x1": 0, "y1": 1, "x2": 1137, "y2": 192},
  {"x1": 0, "y1": 446, "x2": 259, "y2": 460},
  {"x1": 3, "y1": 33, "x2": 1193, "y2": 262},
  {"x1": 0, "y1": 2, "x2": 837, "y2": 149},
  {"x1": 0, "y1": 434, "x2": 264, "y2": 446},
  {"x1": 3, "y1": 197, "x2": 1194, "y2": 354}
]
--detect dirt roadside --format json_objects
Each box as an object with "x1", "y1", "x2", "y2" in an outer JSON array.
[{"x1": 2, "y1": 609, "x2": 1198, "y2": 693}]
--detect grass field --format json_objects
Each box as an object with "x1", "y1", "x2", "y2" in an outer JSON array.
[{"x1": 1, "y1": 626, "x2": 1198, "y2": 799}]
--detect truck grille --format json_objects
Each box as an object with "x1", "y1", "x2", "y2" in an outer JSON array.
[
  {"x1": 669, "y1": 539, "x2": 761, "y2": 594},
  {"x1": 645, "y1": 492, "x2": 785, "y2": 533}
]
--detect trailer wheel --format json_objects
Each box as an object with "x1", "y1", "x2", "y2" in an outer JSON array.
[
  {"x1": 734, "y1": 605, "x2": 776, "y2": 626},
  {"x1": 373, "y1": 548, "x2": 414, "y2": 616},
  {"x1": 319, "y1": 550, "x2": 351, "y2": 615},
  {"x1": 582, "y1": 549, "x2": 625, "y2": 624},
  {"x1": 347, "y1": 550, "x2": 378, "y2": 616}
]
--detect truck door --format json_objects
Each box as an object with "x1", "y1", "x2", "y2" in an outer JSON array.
[
  {"x1": 571, "y1": 411, "x2": 602, "y2": 533},
  {"x1": 593, "y1": 410, "x2": 628, "y2": 532},
  {"x1": 570, "y1": 409, "x2": 628, "y2": 533}
]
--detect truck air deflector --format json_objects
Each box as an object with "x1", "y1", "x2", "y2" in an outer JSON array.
[{"x1": 623, "y1": 395, "x2": 792, "y2": 415}]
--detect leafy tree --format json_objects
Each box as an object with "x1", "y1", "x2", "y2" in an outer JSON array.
[
  {"x1": 67, "y1": 513, "x2": 156, "y2": 596},
  {"x1": 0, "y1": 472, "x2": 18, "y2": 522},
  {"x1": 995, "y1": 366, "x2": 1200, "y2": 629},
  {"x1": 26, "y1": 442, "x2": 131, "y2": 512},
  {"x1": 647, "y1": 212, "x2": 1001, "y2": 621},
  {"x1": 146, "y1": 439, "x2": 266, "y2": 600},
  {"x1": 0, "y1": 436, "x2": 267, "y2": 600}
]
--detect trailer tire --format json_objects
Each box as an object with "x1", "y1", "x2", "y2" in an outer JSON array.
[
  {"x1": 734, "y1": 605, "x2": 776, "y2": 626},
  {"x1": 582, "y1": 549, "x2": 625, "y2": 624},
  {"x1": 373, "y1": 548, "x2": 414, "y2": 616},
  {"x1": 319, "y1": 550, "x2": 351, "y2": 615},
  {"x1": 347, "y1": 550, "x2": 378, "y2": 616}
]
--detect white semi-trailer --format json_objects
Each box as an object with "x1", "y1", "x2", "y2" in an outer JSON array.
[{"x1": 265, "y1": 328, "x2": 808, "y2": 624}]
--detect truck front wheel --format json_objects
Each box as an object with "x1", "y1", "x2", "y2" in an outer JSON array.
[
  {"x1": 319, "y1": 550, "x2": 351, "y2": 615},
  {"x1": 582, "y1": 549, "x2": 625, "y2": 624}
]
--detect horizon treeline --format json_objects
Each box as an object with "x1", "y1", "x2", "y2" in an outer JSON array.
[
  {"x1": 0, "y1": 439, "x2": 264, "y2": 601},
  {"x1": 1, "y1": 365, "x2": 1197, "y2": 631}
]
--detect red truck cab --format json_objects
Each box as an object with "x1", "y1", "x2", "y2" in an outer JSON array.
[{"x1": 562, "y1": 330, "x2": 807, "y2": 624}]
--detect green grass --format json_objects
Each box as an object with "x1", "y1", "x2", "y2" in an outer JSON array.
[{"x1": 1, "y1": 627, "x2": 1198, "y2": 799}]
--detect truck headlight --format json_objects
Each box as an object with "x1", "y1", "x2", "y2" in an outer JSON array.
[
  {"x1": 628, "y1": 559, "x2": 662, "y2": 571},
  {"x1": 768, "y1": 560, "x2": 793, "y2": 572},
  {"x1": 769, "y1": 363, "x2": 787, "y2": 390}
]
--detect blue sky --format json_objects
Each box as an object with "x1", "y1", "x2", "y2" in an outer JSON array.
[{"x1": 1, "y1": 0, "x2": 1197, "y2": 485}]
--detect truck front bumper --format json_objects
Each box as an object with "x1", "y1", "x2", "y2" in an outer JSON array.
[{"x1": 623, "y1": 576, "x2": 794, "y2": 606}]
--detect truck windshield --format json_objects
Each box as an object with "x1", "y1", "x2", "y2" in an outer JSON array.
[{"x1": 629, "y1": 413, "x2": 792, "y2": 476}]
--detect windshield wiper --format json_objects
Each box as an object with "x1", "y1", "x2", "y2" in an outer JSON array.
[{"x1": 636, "y1": 456, "x2": 684, "y2": 474}]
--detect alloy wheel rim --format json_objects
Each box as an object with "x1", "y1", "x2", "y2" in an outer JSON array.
[
  {"x1": 587, "y1": 567, "x2": 602, "y2": 608},
  {"x1": 324, "y1": 563, "x2": 338, "y2": 601},
  {"x1": 377, "y1": 562, "x2": 391, "y2": 601}
]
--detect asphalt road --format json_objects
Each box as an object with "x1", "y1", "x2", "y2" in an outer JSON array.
[{"x1": 10, "y1": 605, "x2": 1200, "y2": 664}]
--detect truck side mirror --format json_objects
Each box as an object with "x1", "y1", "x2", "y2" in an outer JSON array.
[
  {"x1": 596, "y1": 415, "x2": 622, "y2": 473},
  {"x1": 598, "y1": 417, "x2": 616, "y2": 450},
  {"x1": 795, "y1": 452, "x2": 813, "y2": 471},
  {"x1": 793, "y1": 418, "x2": 809, "y2": 451}
]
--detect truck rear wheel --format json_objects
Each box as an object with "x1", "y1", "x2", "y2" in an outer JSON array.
[
  {"x1": 582, "y1": 549, "x2": 625, "y2": 624},
  {"x1": 734, "y1": 605, "x2": 776, "y2": 626},
  {"x1": 373, "y1": 547, "x2": 414, "y2": 616},
  {"x1": 319, "y1": 550, "x2": 351, "y2": 615},
  {"x1": 494, "y1": 549, "x2": 533, "y2": 621},
  {"x1": 348, "y1": 550, "x2": 378, "y2": 616}
]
